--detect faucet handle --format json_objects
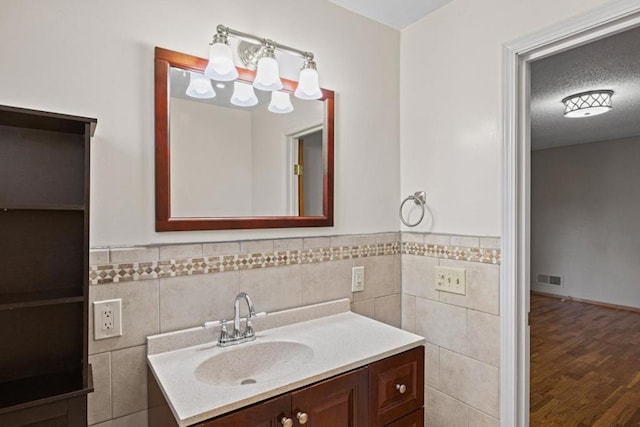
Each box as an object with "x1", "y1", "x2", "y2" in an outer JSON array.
[
  {"x1": 219, "y1": 319, "x2": 230, "y2": 344},
  {"x1": 244, "y1": 318, "x2": 254, "y2": 338}
]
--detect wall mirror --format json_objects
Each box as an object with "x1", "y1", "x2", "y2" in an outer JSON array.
[{"x1": 155, "y1": 47, "x2": 334, "y2": 231}]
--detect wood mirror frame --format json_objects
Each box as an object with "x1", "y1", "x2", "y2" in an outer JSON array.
[{"x1": 155, "y1": 47, "x2": 334, "y2": 231}]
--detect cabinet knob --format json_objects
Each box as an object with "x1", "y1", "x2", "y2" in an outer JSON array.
[
  {"x1": 281, "y1": 417, "x2": 293, "y2": 427},
  {"x1": 296, "y1": 412, "x2": 309, "y2": 424},
  {"x1": 395, "y1": 383, "x2": 407, "y2": 394}
]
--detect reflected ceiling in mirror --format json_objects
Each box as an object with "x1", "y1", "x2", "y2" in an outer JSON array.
[{"x1": 155, "y1": 47, "x2": 334, "y2": 231}]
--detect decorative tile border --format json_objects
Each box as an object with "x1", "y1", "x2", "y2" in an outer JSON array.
[
  {"x1": 402, "y1": 242, "x2": 500, "y2": 264},
  {"x1": 90, "y1": 242, "x2": 400, "y2": 285},
  {"x1": 89, "y1": 234, "x2": 501, "y2": 285}
]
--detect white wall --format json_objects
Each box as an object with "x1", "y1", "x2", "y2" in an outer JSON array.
[
  {"x1": 531, "y1": 137, "x2": 640, "y2": 308},
  {"x1": 400, "y1": 0, "x2": 608, "y2": 236},
  {"x1": 0, "y1": 0, "x2": 400, "y2": 246},
  {"x1": 170, "y1": 98, "x2": 253, "y2": 217},
  {"x1": 250, "y1": 97, "x2": 323, "y2": 216}
]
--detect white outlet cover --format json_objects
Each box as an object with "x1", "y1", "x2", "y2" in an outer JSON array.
[
  {"x1": 352, "y1": 266, "x2": 365, "y2": 292},
  {"x1": 94, "y1": 299, "x2": 123, "y2": 340}
]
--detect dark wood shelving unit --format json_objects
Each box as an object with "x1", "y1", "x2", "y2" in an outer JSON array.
[
  {"x1": 0, "y1": 289, "x2": 85, "y2": 311},
  {"x1": 0, "y1": 105, "x2": 96, "y2": 426},
  {"x1": 1, "y1": 204, "x2": 86, "y2": 211}
]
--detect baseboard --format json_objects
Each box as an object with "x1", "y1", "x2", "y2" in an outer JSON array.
[{"x1": 531, "y1": 290, "x2": 640, "y2": 313}]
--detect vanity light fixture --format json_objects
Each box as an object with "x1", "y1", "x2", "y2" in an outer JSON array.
[
  {"x1": 204, "y1": 32, "x2": 239, "y2": 82},
  {"x1": 294, "y1": 57, "x2": 322, "y2": 100},
  {"x1": 230, "y1": 81, "x2": 259, "y2": 107},
  {"x1": 185, "y1": 71, "x2": 216, "y2": 99},
  {"x1": 562, "y1": 90, "x2": 613, "y2": 118},
  {"x1": 253, "y1": 43, "x2": 283, "y2": 92},
  {"x1": 268, "y1": 91, "x2": 294, "y2": 114},
  {"x1": 208, "y1": 25, "x2": 322, "y2": 100}
]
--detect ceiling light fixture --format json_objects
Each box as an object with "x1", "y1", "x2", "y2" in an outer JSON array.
[
  {"x1": 562, "y1": 90, "x2": 613, "y2": 118},
  {"x1": 209, "y1": 25, "x2": 322, "y2": 102},
  {"x1": 185, "y1": 71, "x2": 216, "y2": 99}
]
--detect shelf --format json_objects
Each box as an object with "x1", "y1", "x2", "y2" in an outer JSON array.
[
  {"x1": 0, "y1": 369, "x2": 91, "y2": 414},
  {"x1": 0, "y1": 105, "x2": 96, "y2": 136},
  {"x1": 0, "y1": 203, "x2": 85, "y2": 211},
  {"x1": 0, "y1": 210, "x2": 85, "y2": 296},
  {"x1": 0, "y1": 125, "x2": 86, "y2": 207},
  {"x1": 0, "y1": 104, "x2": 94, "y2": 420},
  {"x1": 0, "y1": 289, "x2": 84, "y2": 311}
]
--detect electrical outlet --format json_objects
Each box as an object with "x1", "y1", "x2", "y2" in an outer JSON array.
[
  {"x1": 352, "y1": 266, "x2": 365, "y2": 292},
  {"x1": 435, "y1": 266, "x2": 466, "y2": 295},
  {"x1": 94, "y1": 299, "x2": 122, "y2": 340}
]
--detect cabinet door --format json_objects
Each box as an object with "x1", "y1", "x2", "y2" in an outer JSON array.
[
  {"x1": 291, "y1": 368, "x2": 368, "y2": 427},
  {"x1": 369, "y1": 346, "x2": 425, "y2": 426},
  {"x1": 384, "y1": 408, "x2": 423, "y2": 427},
  {"x1": 199, "y1": 395, "x2": 290, "y2": 427}
]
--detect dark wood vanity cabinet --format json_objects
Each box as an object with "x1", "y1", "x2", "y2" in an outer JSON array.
[
  {"x1": 202, "y1": 369, "x2": 368, "y2": 427},
  {"x1": 289, "y1": 368, "x2": 368, "y2": 426},
  {"x1": 369, "y1": 346, "x2": 425, "y2": 426},
  {"x1": 385, "y1": 409, "x2": 424, "y2": 427},
  {"x1": 150, "y1": 346, "x2": 424, "y2": 427},
  {"x1": 0, "y1": 105, "x2": 96, "y2": 426},
  {"x1": 198, "y1": 395, "x2": 290, "y2": 427}
]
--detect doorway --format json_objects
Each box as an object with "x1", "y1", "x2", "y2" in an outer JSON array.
[
  {"x1": 501, "y1": 2, "x2": 640, "y2": 426},
  {"x1": 288, "y1": 127, "x2": 323, "y2": 216},
  {"x1": 527, "y1": 26, "x2": 640, "y2": 424}
]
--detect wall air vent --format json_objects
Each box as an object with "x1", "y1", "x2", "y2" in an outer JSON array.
[{"x1": 537, "y1": 273, "x2": 563, "y2": 287}]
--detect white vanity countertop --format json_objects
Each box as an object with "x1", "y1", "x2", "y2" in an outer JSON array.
[{"x1": 147, "y1": 299, "x2": 424, "y2": 426}]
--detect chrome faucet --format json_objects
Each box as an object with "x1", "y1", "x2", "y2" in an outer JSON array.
[
  {"x1": 203, "y1": 292, "x2": 266, "y2": 347},
  {"x1": 233, "y1": 292, "x2": 255, "y2": 339}
]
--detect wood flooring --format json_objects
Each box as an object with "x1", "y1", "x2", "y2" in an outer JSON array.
[{"x1": 530, "y1": 293, "x2": 640, "y2": 426}]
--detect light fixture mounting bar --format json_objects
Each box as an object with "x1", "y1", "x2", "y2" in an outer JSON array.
[{"x1": 216, "y1": 25, "x2": 314, "y2": 60}]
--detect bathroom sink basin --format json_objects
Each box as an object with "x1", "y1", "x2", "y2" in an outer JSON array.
[{"x1": 194, "y1": 341, "x2": 314, "y2": 386}]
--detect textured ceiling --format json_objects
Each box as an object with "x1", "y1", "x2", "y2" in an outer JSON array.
[
  {"x1": 326, "y1": 0, "x2": 451, "y2": 30},
  {"x1": 531, "y1": 26, "x2": 640, "y2": 150}
]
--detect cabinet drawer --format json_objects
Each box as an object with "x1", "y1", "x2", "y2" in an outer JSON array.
[
  {"x1": 369, "y1": 346, "x2": 424, "y2": 426},
  {"x1": 198, "y1": 395, "x2": 289, "y2": 427},
  {"x1": 384, "y1": 408, "x2": 423, "y2": 427}
]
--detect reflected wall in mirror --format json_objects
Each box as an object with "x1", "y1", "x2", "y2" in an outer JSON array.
[{"x1": 155, "y1": 47, "x2": 334, "y2": 231}]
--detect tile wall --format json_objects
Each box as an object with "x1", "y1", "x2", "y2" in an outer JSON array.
[
  {"x1": 86, "y1": 231, "x2": 500, "y2": 427},
  {"x1": 401, "y1": 232, "x2": 501, "y2": 427},
  {"x1": 86, "y1": 233, "x2": 401, "y2": 426}
]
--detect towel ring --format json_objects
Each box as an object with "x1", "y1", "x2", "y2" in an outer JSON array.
[{"x1": 400, "y1": 191, "x2": 426, "y2": 227}]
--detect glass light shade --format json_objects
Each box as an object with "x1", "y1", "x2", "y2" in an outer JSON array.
[
  {"x1": 253, "y1": 56, "x2": 283, "y2": 91},
  {"x1": 268, "y1": 91, "x2": 294, "y2": 114},
  {"x1": 562, "y1": 90, "x2": 613, "y2": 118},
  {"x1": 204, "y1": 42, "x2": 239, "y2": 82},
  {"x1": 294, "y1": 68, "x2": 322, "y2": 100},
  {"x1": 185, "y1": 72, "x2": 216, "y2": 99},
  {"x1": 230, "y1": 81, "x2": 258, "y2": 107}
]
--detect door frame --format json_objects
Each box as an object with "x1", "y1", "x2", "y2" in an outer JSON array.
[
  {"x1": 500, "y1": 1, "x2": 640, "y2": 425},
  {"x1": 286, "y1": 124, "x2": 323, "y2": 215}
]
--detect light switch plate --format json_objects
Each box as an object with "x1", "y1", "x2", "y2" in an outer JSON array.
[
  {"x1": 435, "y1": 266, "x2": 466, "y2": 295},
  {"x1": 94, "y1": 299, "x2": 122, "y2": 340}
]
